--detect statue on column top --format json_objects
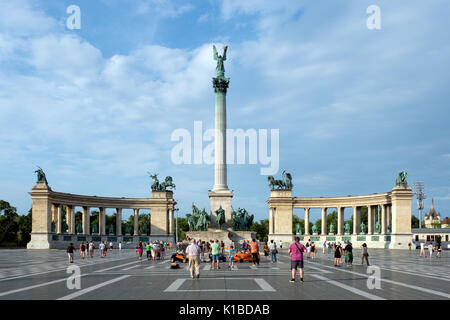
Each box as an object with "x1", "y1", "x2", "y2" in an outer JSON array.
[
  {"x1": 213, "y1": 45, "x2": 228, "y2": 78},
  {"x1": 34, "y1": 166, "x2": 48, "y2": 184}
]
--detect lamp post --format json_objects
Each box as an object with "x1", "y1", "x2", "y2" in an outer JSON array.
[
  {"x1": 174, "y1": 207, "x2": 179, "y2": 244},
  {"x1": 414, "y1": 182, "x2": 426, "y2": 229}
]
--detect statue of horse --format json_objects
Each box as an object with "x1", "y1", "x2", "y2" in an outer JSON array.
[
  {"x1": 267, "y1": 175, "x2": 284, "y2": 190},
  {"x1": 215, "y1": 206, "x2": 225, "y2": 229},
  {"x1": 149, "y1": 173, "x2": 161, "y2": 190},
  {"x1": 160, "y1": 176, "x2": 176, "y2": 190}
]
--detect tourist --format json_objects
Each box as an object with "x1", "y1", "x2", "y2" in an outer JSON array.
[
  {"x1": 269, "y1": 239, "x2": 277, "y2": 263},
  {"x1": 202, "y1": 241, "x2": 208, "y2": 262},
  {"x1": 228, "y1": 245, "x2": 236, "y2": 270},
  {"x1": 138, "y1": 241, "x2": 143, "y2": 260},
  {"x1": 67, "y1": 242, "x2": 75, "y2": 263},
  {"x1": 170, "y1": 241, "x2": 173, "y2": 249},
  {"x1": 135, "y1": 243, "x2": 139, "y2": 256},
  {"x1": 146, "y1": 242, "x2": 151, "y2": 261},
  {"x1": 99, "y1": 241, "x2": 105, "y2": 258},
  {"x1": 436, "y1": 242, "x2": 442, "y2": 258},
  {"x1": 109, "y1": 241, "x2": 113, "y2": 252},
  {"x1": 152, "y1": 241, "x2": 159, "y2": 261},
  {"x1": 360, "y1": 243, "x2": 370, "y2": 266},
  {"x1": 344, "y1": 242, "x2": 353, "y2": 267},
  {"x1": 428, "y1": 242, "x2": 434, "y2": 259},
  {"x1": 334, "y1": 242, "x2": 343, "y2": 267},
  {"x1": 408, "y1": 242, "x2": 412, "y2": 250},
  {"x1": 186, "y1": 239, "x2": 201, "y2": 279},
  {"x1": 118, "y1": 241, "x2": 122, "y2": 251},
  {"x1": 279, "y1": 240, "x2": 283, "y2": 250},
  {"x1": 211, "y1": 239, "x2": 220, "y2": 270},
  {"x1": 79, "y1": 241, "x2": 86, "y2": 259},
  {"x1": 323, "y1": 241, "x2": 327, "y2": 254},
  {"x1": 198, "y1": 240, "x2": 204, "y2": 262},
  {"x1": 419, "y1": 242, "x2": 425, "y2": 257},
  {"x1": 160, "y1": 241, "x2": 165, "y2": 260},
  {"x1": 310, "y1": 242, "x2": 316, "y2": 259},
  {"x1": 263, "y1": 242, "x2": 270, "y2": 260},
  {"x1": 241, "y1": 241, "x2": 246, "y2": 253},
  {"x1": 288, "y1": 236, "x2": 306, "y2": 283},
  {"x1": 328, "y1": 242, "x2": 332, "y2": 254},
  {"x1": 104, "y1": 242, "x2": 108, "y2": 256},
  {"x1": 89, "y1": 241, "x2": 95, "y2": 258},
  {"x1": 306, "y1": 240, "x2": 311, "y2": 259},
  {"x1": 250, "y1": 238, "x2": 260, "y2": 267},
  {"x1": 220, "y1": 241, "x2": 225, "y2": 255}
]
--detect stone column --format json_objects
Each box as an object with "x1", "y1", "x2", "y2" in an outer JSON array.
[
  {"x1": 321, "y1": 208, "x2": 327, "y2": 235},
  {"x1": 169, "y1": 208, "x2": 174, "y2": 235},
  {"x1": 337, "y1": 207, "x2": 344, "y2": 235},
  {"x1": 304, "y1": 208, "x2": 310, "y2": 235},
  {"x1": 386, "y1": 205, "x2": 391, "y2": 231},
  {"x1": 367, "y1": 205, "x2": 373, "y2": 234},
  {"x1": 99, "y1": 207, "x2": 106, "y2": 235},
  {"x1": 116, "y1": 208, "x2": 122, "y2": 236},
  {"x1": 67, "y1": 205, "x2": 74, "y2": 234},
  {"x1": 82, "y1": 206, "x2": 90, "y2": 235},
  {"x1": 211, "y1": 76, "x2": 230, "y2": 192},
  {"x1": 353, "y1": 206, "x2": 360, "y2": 234},
  {"x1": 133, "y1": 208, "x2": 139, "y2": 236},
  {"x1": 269, "y1": 207, "x2": 273, "y2": 235},
  {"x1": 381, "y1": 204, "x2": 386, "y2": 234},
  {"x1": 271, "y1": 208, "x2": 275, "y2": 234},
  {"x1": 55, "y1": 205, "x2": 62, "y2": 234}
]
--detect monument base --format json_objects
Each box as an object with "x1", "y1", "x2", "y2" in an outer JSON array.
[
  {"x1": 209, "y1": 190, "x2": 233, "y2": 228},
  {"x1": 186, "y1": 229, "x2": 256, "y2": 249}
]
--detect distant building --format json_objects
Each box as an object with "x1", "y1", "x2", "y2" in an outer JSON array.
[
  {"x1": 442, "y1": 217, "x2": 450, "y2": 228},
  {"x1": 424, "y1": 198, "x2": 441, "y2": 228}
]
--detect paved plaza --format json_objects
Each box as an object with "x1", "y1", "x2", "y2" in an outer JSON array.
[{"x1": 0, "y1": 248, "x2": 448, "y2": 300}]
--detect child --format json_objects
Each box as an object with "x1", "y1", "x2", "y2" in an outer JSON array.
[{"x1": 228, "y1": 245, "x2": 236, "y2": 270}]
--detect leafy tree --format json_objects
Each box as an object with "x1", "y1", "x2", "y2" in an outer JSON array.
[
  {"x1": 175, "y1": 217, "x2": 189, "y2": 241},
  {"x1": 250, "y1": 219, "x2": 269, "y2": 242},
  {"x1": 17, "y1": 209, "x2": 32, "y2": 246},
  {"x1": 411, "y1": 216, "x2": 420, "y2": 228},
  {"x1": 0, "y1": 200, "x2": 19, "y2": 244}
]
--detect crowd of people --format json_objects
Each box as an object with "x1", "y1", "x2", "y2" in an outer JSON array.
[
  {"x1": 418, "y1": 241, "x2": 442, "y2": 259},
  {"x1": 66, "y1": 240, "x2": 173, "y2": 263}
]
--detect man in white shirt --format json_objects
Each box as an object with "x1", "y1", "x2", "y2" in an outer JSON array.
[
  {"x1": 186, "y1": 239, "x2": 201, "y2": 279},
  {"x1": 420, "y1": 242, "x2": 425, "y2": 257}
]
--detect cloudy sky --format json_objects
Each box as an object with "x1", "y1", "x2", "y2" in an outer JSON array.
[{"x1": 1, "y1": 0, "x2": 449, "y2": 222}]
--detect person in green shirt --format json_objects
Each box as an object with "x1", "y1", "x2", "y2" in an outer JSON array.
[
  {"x1": 211, "y1": 239, "x2": 221, "y2": 270},
  {"x1": 146, "y1": 243, "x2": 151, "y2": 261}
]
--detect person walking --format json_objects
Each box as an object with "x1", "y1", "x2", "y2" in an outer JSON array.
[
  {"x1": 67, "y1": 242, "x2": 75, "y2": 263},
  {"x1": 138, "y1": 242, "x2": 143, "y2": 260},
  {"x1": 334, "y1": 242, "x2": 343, "y2": 267},
  {"x1": 269, "y1": 240, "x2": 277, "y2": 263},
  {"x1": 310, "y1": 242, "x2": 316, "y2": 259},
  {"x1": 228, "y1": 245, "x2": 236, "y2": 270},
  {"x1": 419, "y1": 242, "x2": 425, "y2": 257},
  {"x1": 288, "y1": 236, "x2": 306, "y2": 283},
  {"x1": 118, "y1": 241, "x2": 122, "y2": 252},
  {"x1": 279, "y1": 240, "x2": 283, "y2": 250},
  {"x1": 160, "y1": 242, "x2": 165, "y2": 260},
  {"x1": 360, "y1": 243, "x2": 370, "y2": 266},
  {"x1": 250, "y1": 238, "x2": 260, "y2": 267},
  {"x1": 186, "y1": 239, "x2": 201, "y2": 279},
  {"x1": 79, "y1": 242, "x2": 86, "y2": 259},
  {"x1": 146, "y1": 242, "x2": 151, "y2": 261},
  {"x1": 211, "y1": 239, "x2": 220, "y2": 270},
  {"x1": 89, "y1": 241, "x2": 95, "y2": 259},
  {"x1": 436, "y1": 242, "x2": 442, "y2": 258},
  {"x1": 323, "y1": 241, "x2": 327, "y2": 254},
  {"x1": 344, "y1": 242, "x2": 353, "y2": 267},
  {"x1": 99, "y1": 241, "x2": 105, "y2": 258},
  {"x1": 306, "y1": 240, "x2": 311, "y2": 259},
  {"x1": 109, "y1": 241, "x2": 113, "y2": 252},
  {"x1": 198, "y1": 240, "x2": 204, "y2": 262},
  {"x1": 263, "y1": 242, "x2": 269, "y2": 260},
  {"x1": 428, "y1": 243, "x2": 434, "y2": 259},
  {"x1": 220, "y1": 241, "x2": 225, "y2": 255}
]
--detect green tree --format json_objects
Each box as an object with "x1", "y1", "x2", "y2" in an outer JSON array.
[
  {"x1": 175, "y1": 217, "x2": 189, "y2": 241},
  {"x1": 250, "y1": 219, "x2": 269, "y2": 242},
  {"x1": 0, "y1": 200, "x2": 19, "y2": 245},
  {"x1": 411, "y1": 216, "x2": 420, "y2": 228},
  {"x1": 17, "y1": 208, "x2": 32, "y2": 246}
]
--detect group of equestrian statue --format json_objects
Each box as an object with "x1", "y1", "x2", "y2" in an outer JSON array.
[
  {"x1": 267, "y1": 170, "x2": 293, "y2": 190},
  {"x1": 148, "y1": 173, "x2": 176, "y2": 191},
  {"x1": 186, "y1": 204, "x2": 211, "y2": 231}
]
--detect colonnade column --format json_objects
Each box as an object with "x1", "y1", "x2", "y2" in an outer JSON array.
[
  {"x1": 133, "y1": 208, "x2": 139, "y2": 236},
  {"x1": 381, "y1": 204, "x2": 386, "y2": 234},
  {"x1": 367, "y1": 205, "x2": 373, "y2": 234},
  {"x1": 304, "y1": 208, "x2": 310, "y2": 235},
  {"x1": 269, "y1": 207, "x2": 273, "y2": 235},
  {"x1": 353, "y1": 206, "x2": 360, "y2": 234},
  {"x1": 82, "y1": 206, "x2": 90, "y2": 235},
  {"x1": 169, "y1": 208, "x2": 174, "y2": 235},
  {"x1": 99, "y1": 207, "x2": 105, "y2": 235},
  {"x1": 386, "y1": 205, "x2": 391, "y2": 232},
  {"x1": 116, "y1": 208, "x2": 122, "y2": 236},
  {"x1": 321, "y1": 208, "x2": 327, "y2": 235},
  {"x1": 55, "y1": 205, "x2": 62, "y2": 234},
  {"x1": 337, "y1": 207, "x2": 344, "y2": 235}
]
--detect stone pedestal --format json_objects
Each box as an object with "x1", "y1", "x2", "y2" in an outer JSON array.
[{"x1": 209, "y1": 190, "x2": 233, "y2": 229}]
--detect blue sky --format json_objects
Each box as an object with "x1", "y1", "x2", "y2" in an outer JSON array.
[{"x1": 1, "y1": 0, "x2": 449, "y2": 223}]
